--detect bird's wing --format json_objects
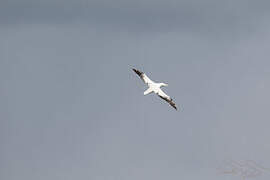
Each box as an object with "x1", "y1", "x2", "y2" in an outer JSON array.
[
  {"x1": 157, "y1": 89, "x2": 177, "y2": 110},
  {"x1": 132, "y1": 68, "x2": 154, "y2": 85}
]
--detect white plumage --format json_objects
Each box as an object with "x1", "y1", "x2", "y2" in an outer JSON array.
[{"x1": 132, "y1": 68, "x2": 177, "y2": 110}]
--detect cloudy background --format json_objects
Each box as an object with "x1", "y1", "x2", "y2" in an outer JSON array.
[{"x1": 1, "y1": 0, "x2": 270, "y2": 180}]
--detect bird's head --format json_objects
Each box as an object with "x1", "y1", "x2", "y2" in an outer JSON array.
[{"x1": 160, "y1": 83, "x2": 168, "y2": 87}]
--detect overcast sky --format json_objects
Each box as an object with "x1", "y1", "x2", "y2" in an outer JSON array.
[{"x1": 1, "y1": 0, "x2": 270, "y2": 180}]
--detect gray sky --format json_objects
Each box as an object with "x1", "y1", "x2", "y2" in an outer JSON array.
[{"x1": 1, "y1": 0, "x2": 270, "y2": 180}]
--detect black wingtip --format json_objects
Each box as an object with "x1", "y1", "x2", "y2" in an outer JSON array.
[
  {"x1": 132, "y1": 68, "x2": 142, "y2": 76},
  {"x1": 172, "y1": 104, "x2": 177, "y2": 110}
]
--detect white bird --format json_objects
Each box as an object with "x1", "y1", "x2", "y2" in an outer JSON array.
[{"x1": 132, "y1": 68, "x2": 177, "y2": 110}]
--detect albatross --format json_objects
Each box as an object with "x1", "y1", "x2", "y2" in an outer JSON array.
[{"x1": 132, "y1": 68, "x2": 177, "y2": 110}]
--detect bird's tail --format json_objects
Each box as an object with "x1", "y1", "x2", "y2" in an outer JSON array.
[{"x1": 144, "y1": 88, "x2": 153, "y2": 95}]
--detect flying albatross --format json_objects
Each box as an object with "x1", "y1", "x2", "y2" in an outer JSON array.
[{"x1": 132, "y1": 68, "x2": 177, "y2": 110}]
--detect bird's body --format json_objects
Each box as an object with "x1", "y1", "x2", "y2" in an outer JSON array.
[{"x1": 132, "y1": 68, "x2": 177, "y2": 110}]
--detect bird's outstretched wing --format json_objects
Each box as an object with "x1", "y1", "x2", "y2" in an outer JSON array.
[
  {"x1": 132, "y1": 68, "x2": 154, "y2": 85},
  {"x1": 157, "y1": 90, "x2": 177, "y2": 110}
]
